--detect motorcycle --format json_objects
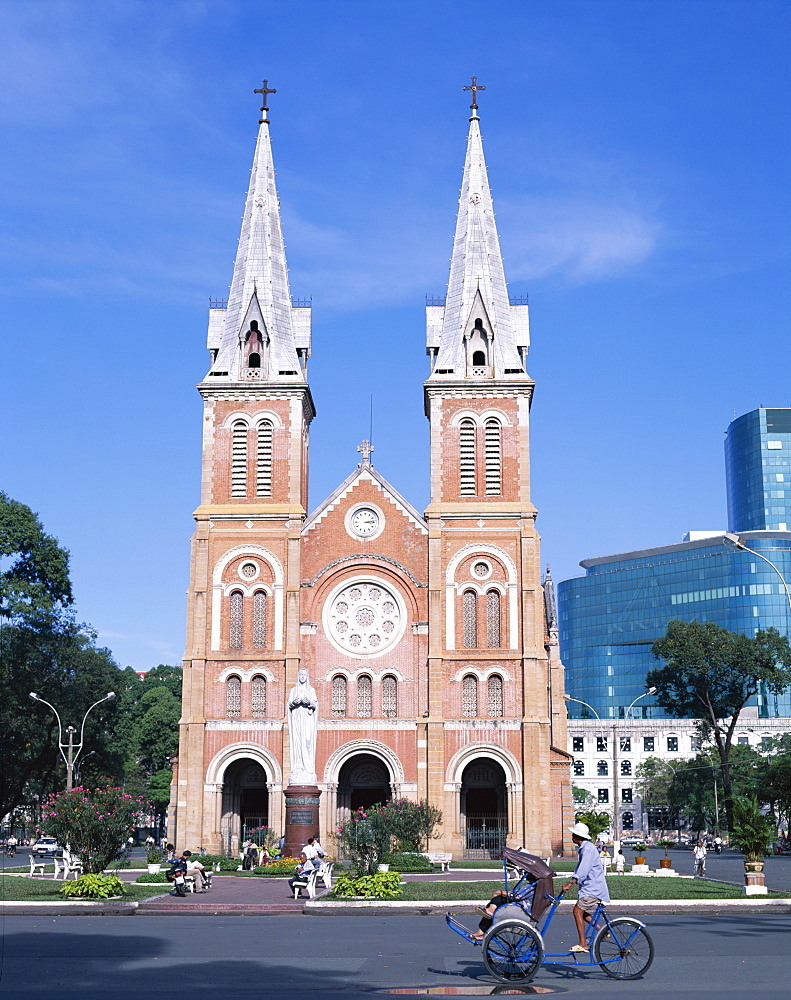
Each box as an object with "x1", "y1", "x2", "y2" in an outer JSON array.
[
  {"x1": 713, "y1": 842, "x2": 723, "y2": 854},
  {"x1": 5, "y1": 843, "x2": 16, "y2": 857},
  {"x1": 165, "y1": 860, "x2": 188, "y2": 897}
]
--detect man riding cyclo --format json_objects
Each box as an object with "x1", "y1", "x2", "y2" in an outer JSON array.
[{"x1": 561, "y1": 821, "x2": 611, "y2": 952}]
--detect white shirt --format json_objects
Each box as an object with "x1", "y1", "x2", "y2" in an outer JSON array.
[{"x1": 303, "y1": 843, "x2": 319, "y2": 860}]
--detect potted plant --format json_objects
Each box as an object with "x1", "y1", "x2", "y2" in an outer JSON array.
[
  {"x1": 657, "y1": 838, "x2": 675, "y2": 868},
  {"x1": 632, "y1": 843, "x2": 649, "y2": 865},
  {"x1": 146, "y1": 847, "x2": 162, "y2": 873},
  {"x1": 731, "y1": 796, "x2": 774, "y2": 894}
]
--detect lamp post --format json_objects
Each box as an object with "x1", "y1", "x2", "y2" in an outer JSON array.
[
  {"x1": 29, "y1": 691, "x2": 115, "y2": 790},
  {"x1": 723, "y1": 532, "x2": 791, "y2": 615}
]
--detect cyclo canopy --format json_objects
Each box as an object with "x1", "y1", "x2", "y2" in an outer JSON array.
[{"x1": 501, "y1": 848, "x2": 557, "y2": 922}]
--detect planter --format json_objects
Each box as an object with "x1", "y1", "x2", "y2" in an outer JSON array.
[
  {"x1": 744, "y1": 864, "x2": 767, "y2": 895},
  {"x1": 147, "y1": 864, "x2": 161, "y2": 874},
  {"x1": 659, "y1": 859, "x2": 672, "y2": 869},
  {"x1": 377, "y1": 864, "x2": 390, "y2": 872},
  {"x1": 744, "y1": 861, "x2": 765, "y2": 873},
  {"x1": 634, "y1": 856, "x2": 646, "y2": 866}
]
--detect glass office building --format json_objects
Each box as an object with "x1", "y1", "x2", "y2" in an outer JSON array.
[{"x1": 559, "y1": 408, "x2": 791, "y2": 720}]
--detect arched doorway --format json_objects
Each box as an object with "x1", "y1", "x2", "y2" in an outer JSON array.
[
  {"x1": 460, "y1": 758, "x2": 508, "y2": 859},
  {"x1": 220, "y1": 759, "x2": 269, "y2": 855},
  {"x1": 337, "y1": 753, "x2": 392, "y2": 820}
]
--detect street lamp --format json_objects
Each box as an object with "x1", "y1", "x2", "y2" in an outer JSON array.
[
  {"x1": 723, "y1": 532, "x2": 791, "y2": 615},
  {"x1": 29, "y1": 691, "x2": 115, "y2": 790}
]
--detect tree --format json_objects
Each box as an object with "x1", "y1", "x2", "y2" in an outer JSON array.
[
  {"x1": 380, "y1": 799, "x2": 442, "y2": 851},
  {"x1": 759, "y1": 735, "x2": 791, "y2": 834},
  {"x1": 574, "y1": 809, "x2": 610, "y2": 840},
  {"x1": 649, "y1": 620, "x2": 791, "y2": 829},
  {"x1": 572, "y1": 786, "x2": 595, "y2": 810}
]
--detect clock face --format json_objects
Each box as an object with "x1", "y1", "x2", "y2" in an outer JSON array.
[{"x1": 351, "y1": 507, "x2": 380, "y2": 536}]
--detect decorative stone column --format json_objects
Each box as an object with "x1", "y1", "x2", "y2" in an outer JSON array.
[{"x1": 283, "y1": 785, "x2": 322, "y2": 857}]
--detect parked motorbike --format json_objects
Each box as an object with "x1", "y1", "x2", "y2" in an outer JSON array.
[{"x1": 165, "y1": 860, "x2": 188, "y2": 897}]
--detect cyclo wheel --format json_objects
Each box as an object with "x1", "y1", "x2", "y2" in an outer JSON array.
[
  {"x1": 483, "y1": 920, "x2": 544, "y2": 983},
  {"x1": 593, "y1": 918, "x2": 654, "y2": 979}
]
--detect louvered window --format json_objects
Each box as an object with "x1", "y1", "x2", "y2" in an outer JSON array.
[
  {"x1": 251, "y1": 675, "x2": 267, "y2": 717},
  {"x1": 459, "y1": 419, "x2": 476, "y2": 495},
  {"x1": 357, "y1": 675, "x2": 372, "y2": 718},
  {"x1": 256, "y1": 420, "x2": 273, "y2": 497},
  {"x1": 252, "y1": 591, "x2": 267, "y2": 648},
  {"x1": 486, "y1": 590, "x2": 501, "y2": 648},
  {"x1": 462, "y1": 674, "x2": 478, "y2": 717},
  {"x1": 229, "y1": 591, "x2": 244, "y2": 649},
  {"x1": 484, "y1": 418, "x2": 501, "y2": 495},
  {"x1": 488, "y1": 674, "x2": 503, "y2": 717},
  {"x1": 231, "y1": 420, "x2": 248, "y2": 497},
  {"x1": 226, "y1": 675, "x2": 241, "y2": 718},
  {"x1": 463, "y1": 590, "x2": 477, "y2": 648},
  {"x1": 332, "y1": 675, "x2": 347, "y2": 718},
  {"x1": 382, "y1": 675, "x2": 397, "y2": 718}
]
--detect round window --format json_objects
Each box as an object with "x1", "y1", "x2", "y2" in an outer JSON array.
[{"x1": 324, "y1": 580, "x2": 405, "y2": 657}]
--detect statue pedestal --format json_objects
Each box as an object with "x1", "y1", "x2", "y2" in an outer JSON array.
[{"x1": 283, "y1": 785, "x2": 321, "y2": 858}]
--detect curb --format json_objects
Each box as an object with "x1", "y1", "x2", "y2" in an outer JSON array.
[{"x1": 0, "y1": 900, "x2": 139, "y2": 916}]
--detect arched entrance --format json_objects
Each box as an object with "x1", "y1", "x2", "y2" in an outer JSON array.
[
  {"x1": 337, "y1": 753, "x2": 392, "y2": 818},
  {"x1": 460, "y1": 758, "x2": 508, "y2": 859},
  {"x1": 220, "y1": 759, "x2": 269, "y2": 854}
]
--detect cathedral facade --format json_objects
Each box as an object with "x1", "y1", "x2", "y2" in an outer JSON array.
[{"x1": 170, "y1": 91, "x2": 572, "y2": 858}]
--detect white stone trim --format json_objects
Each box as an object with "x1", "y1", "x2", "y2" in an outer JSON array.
[
  {"x1": 219, "y1": 408, "x2": 284, "y2": 430},
  {"x1": 206, "y1": 720, "x2": 283, "y2": 731},
  {"x1": 451, "y1": 665, "x2": 513, "y2": 683},
  {"x1": 318, "y1": 719, "x2": 415, "y2": 731},
  {"x1": 305, "y1": 469, "x2": 428, "y2": 535},
  {"x1": 215, "y1": 665, "x2": 276, "y2": 684},
  {"x1": 345, "y1": 501, "x2": 386, "y2": 542},
  {"x1": 446, "y1": 742, "x2": 522, "y2": 785},
  {"x1": 321, "y1": 665, "x2": 407, "y2": 683},
  {"x1": 321, "y1": 575, "x2": 408, "y2": 660},
  {"x1": 445, "y1": 543, "x2": 518, "y2": 651},
  {"x1": 205, "y1": 741, "x2": 283, "y2": 785},
  {"x1": 323, "y1": 739, "x2": 405, "y2": 784},
  {"x1": 444, "y1": 719, "x2": 521, "y2": 731},
  {"x1": 448, "y1": 408, "x2": 512, "y2": 428},
  {"x1": 211, "y1": 545, "x2": 284, "y2": 651}
]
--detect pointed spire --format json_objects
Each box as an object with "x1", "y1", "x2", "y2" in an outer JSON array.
[
  {"x1": 207, "y1": 84, "x2": 308, "y2": 382},
  {"x1": 427, "y1": 87, "x2": 529, "y2": 379}
]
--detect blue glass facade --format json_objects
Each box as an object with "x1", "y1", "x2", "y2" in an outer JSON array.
[{"x1": 559, "y1": 407, "x2": 791, "y2": 721}]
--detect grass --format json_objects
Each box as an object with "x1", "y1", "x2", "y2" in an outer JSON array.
[
  {"x1": 450, "y1": 860, "x2": 578, "y2": 873},
  {"x1": 0, "y1": 876, "x2": 170, "y2": 903}
]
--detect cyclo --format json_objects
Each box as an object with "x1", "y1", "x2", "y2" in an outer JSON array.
[{"x1": 446, "y1": 848, "x2": 654, "y2": 984}]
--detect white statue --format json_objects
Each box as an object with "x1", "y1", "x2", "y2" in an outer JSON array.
[{"x1": 287, "y1": 667, "x2": 318, "y2": 785}]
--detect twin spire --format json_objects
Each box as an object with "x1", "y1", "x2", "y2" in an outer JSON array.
[{"x1": 206, "y1": 79, "x2": 528, "y2": 384}]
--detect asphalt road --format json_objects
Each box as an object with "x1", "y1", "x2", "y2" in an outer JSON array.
[{"x1": 0, "y1": 912, "x2": 788, "y2": 1000}]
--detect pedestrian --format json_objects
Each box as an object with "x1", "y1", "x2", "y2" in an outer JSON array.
[
  {"x1": 692, "y1": 840, "x2": 707, "y2": 877},
  {"x1": 312, "y1": 836, "x2": 327, "y2": 860},
  {"x1": 288, "y1": 852, "x2": 315, "y2": 898},
  {"x1": 165, "y1": 843, "x2": 177, "y2": 863},
  {"x1": 614, "y1": 849, "x2": 625, "y2": 874},
  {"x1": 561, "y1": 822, "x2": 611, "y2": 953}
]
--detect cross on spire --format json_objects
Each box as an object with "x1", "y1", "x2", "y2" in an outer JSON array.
[
  {"x1": 254, "y1": 79, "x2": 277, "y2": 124},
  {"x1": 357, "y1": 439, "x2": 374, "y2": 464},
  {"x1": 463, "y1": 76, "x2": 486, "y2": 113}
]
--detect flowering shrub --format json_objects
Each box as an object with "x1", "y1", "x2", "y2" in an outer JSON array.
[
  {"x1": 253, "y1": 858, "x2": 299, "y2": 876},
  {"x1": 41, "y1": 783, "x2": 147, "y2": 874},
  {"x1": 335, "y1": 799, "x2": 443, "y2": 875},
  {"x1": 59, "y1": 874, "x2": 127, "y2": 899},
  {"x1": 333, "y1": 871, "x2": 402, "y2": 898}
]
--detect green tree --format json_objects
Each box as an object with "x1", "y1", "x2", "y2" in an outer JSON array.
[
  {"x1": 760, "y1": 735, "x2": 791, "y2": 834},
  {"x1": 649, "y1": 620, "x2": 791, "y2": 828},
  {"x1": 572, "y1": 786, "x2": 595, "y2": 810},
  {"x1": 574, "y1": 809, "x2": 610, "y2": 840},
  {"x1": 379, "y1": 799, "x2": 442, "y2": 851}
]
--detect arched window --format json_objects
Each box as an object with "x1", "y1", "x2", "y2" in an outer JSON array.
[
  {"x1": 573, "y1": 760, "x2": 585, "y2": 776},
  {"x1": 252, "y1": 591, "x2": 267, "y2": 648},
  {"x1": 459, "y1": 419, "x2": 476, "y2": 495},
  {"x1": 382, "y1": 675, "x2": 397, "y2": 718},
  {"x1": 484, "y1": 417, "x2": 501, "y2": 495},
  {"x1": 357, "y1": 675, "x2": 372, "y2": 718},
  {"x1": 622, "y1": 812, "x2": 634, "y2": 831},
  {"x1": 332, "y1": 675, "x2": 347, "y2": 718},
  {"x1": 621, "y1": 759, "x2": 632, "y2": 777},
  {"x1": 486, "y1": 590, "x2": 501, "y2": 648},
  {"x1": 472, "y1": 350, "x2": 486, "y2": 366},
  {"x1": 231, "y1": 420, "x2": 248, "y2": 497},
  {"x1": 226, "y1": 675, "x2": 241, "y2": 718},
  {"x1": 462, "y1": 590, "x2": 478, "y2": 648},
  {"x1": 487, "y1": 674, "x2": 503, "y2": 717},
  {"x1": 597, "y1": 760, "x2": 609, "y2": 777},
  {"x1": 462, "y1": 674, "x2": 478, "y2": 717},
  {"x1": 256, "y1": 420, "x2": 273, "y2": 497},
  {"x1": 251, "y1": 675, "x2": 267, "y2": 717},
  {"x1": 229, "y1": 591, "x2": 244, "y2": 649}
]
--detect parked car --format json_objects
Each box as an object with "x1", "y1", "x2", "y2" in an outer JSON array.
[
  {"x1": 620, "y1": 836, "x2": 644, "y2": 847},
  {"x1": 31, "y1": 836, "x2": 63, "y2": 857}
]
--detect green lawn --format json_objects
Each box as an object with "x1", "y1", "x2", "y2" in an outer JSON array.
[
  {"x1": 450, "y1": 860, "x2": 578, "y2": 873},
  {"x1": 0, "y1": 876, "x2": 170, "y2": 902}
]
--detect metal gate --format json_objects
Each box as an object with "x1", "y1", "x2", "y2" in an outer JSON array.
[{"x1": 461, "y1": 816, "x2": 508, "y2": 859}]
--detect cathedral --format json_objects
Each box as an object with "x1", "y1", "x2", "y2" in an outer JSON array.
[{"x1": 170, "y1": 83, "x2": 573, "y2": 858}]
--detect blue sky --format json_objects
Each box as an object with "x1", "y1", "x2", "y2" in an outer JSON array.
[{"x1": 1, "y1": 0, "x2": 788, "y2": 671}]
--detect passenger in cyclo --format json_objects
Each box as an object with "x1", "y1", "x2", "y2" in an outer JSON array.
[{"x1": 561, "y1": 822, "x2": 611, "y2": 952}]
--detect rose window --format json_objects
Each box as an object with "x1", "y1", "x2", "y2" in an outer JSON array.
[{"x1": 326, "y1": 580, "x2": 403, "y2": 655}]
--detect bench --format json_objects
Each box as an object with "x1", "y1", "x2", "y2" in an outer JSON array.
[
  {"x1": 316, "y1": 860, "x2": 334, "y2": 889},
  {"x1": 184, "y1": 870, "x2": 212, "y2": 892},
  {"x1": 54, "y1": 851, "x2": 84, "y2": 880},
  {"x1": 29, "y1": 856, "x2": 47, "y2": 877},
  {"x1": 426, "y1": 852, "x2": 453, "y2": 872},
  {"x1": 291, "y1": 866, "x2": 320, "y2": 900}
]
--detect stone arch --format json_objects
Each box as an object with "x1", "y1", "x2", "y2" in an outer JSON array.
[
  {"x1": 323, "y1": 739, "x2": 405, "y2": 786},
  {"x1": 211, "y1": 545, "x2": 284, "y2": 651},
  {"x1": 205, "y1": 743, "x2": 282, "y2": 857},
  {"x1": 446, "y1": 742, "x2": 521, "y2": 786}
]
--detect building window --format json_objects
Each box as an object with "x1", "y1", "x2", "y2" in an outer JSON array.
[
  {"x1": 644, "y1": 736, "x2": 655, "y2": 752},
  {"x1": 229, "y1": 590, "x2": 244, "y2": 649},
  {"x1": 573, "y1": 737, "x2": 584, "y2": 752},
  {"x1": 622, "y1": 812, "x2": 634, "y2": 831},
  {"x1": 256, "y1": 420, "x2": 273, "y2": 497},
  {"x1": 251, "y1": 675, "x2": 266, "y2": 718},
  {"x1": 597, "y1": 788, "x2": 609, "y2": 803},
  {"x1": 484, "y1": 418, "x2": 501, "y2": 495},
  {"x1": 573, "y1": 760, "x2": 585, "y2": 776},
  {"x1": 667, "y1": 737, "x2": 679, "y2": 752},
  {"x1": 459, "y1": 419, "x2": 476, "y2": 495},
  {"x1": 621, "y1": 760, "x2": 632, "y2": 777},
  {"x1": 462, "y1": 674, "x2": 478, "y2": 717},
  {"x1": 382, "y1": 675, "x2": 397, "y2": 718},
  {"x1": 226, "y1": 675, "x2": 241, "y2": 719},
  {"x1": 597, "y1": 760, "x2": 608, "y2": 776},
  {"x1": 620, "y1": 736, "x2": 631, "y2": 752},
  {"x1": 761, "y1": 736, "x2": 773, "y2": 751},
  {"x1": 462, "y1": 590, "x2": 477, "y2": 648},
  {"x1": 691, "y1": 737, "x2": 702, "y2": 751},
  {"x1": 596, "y1": 736, "x2": 608, "y2": 753},
  {"x1": 737, "y1": 736, "x2": 749, "y2": 746},
  {"x1": 252, "y1": 591, "x2": 267, "y2": 648},
  {"x1": 622, "y1": 788, "x2": 633, "y2": 803},
  {"x1": 486, "y1": 590, "x2": 501, "y2": 648},
  {"x1": 231, "y1": 420, "x2": 248, "y2": 497},
  {"x1": 357, "y1": 675, "x2": 372, "y2": 718},
  {"x1": 331, "y1": 675, "x2": 347, "y2": 718},
  {"x1": 487, "y1": 674, "x2": 503, "y2": 717}
]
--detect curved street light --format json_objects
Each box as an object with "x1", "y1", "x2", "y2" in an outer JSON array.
[
  {"x1": 723, "y1": 532, "x2": 791, "y2": 615},
  {"x1": 29, "y1": 691, "x2": 115, "y2": 790}
]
